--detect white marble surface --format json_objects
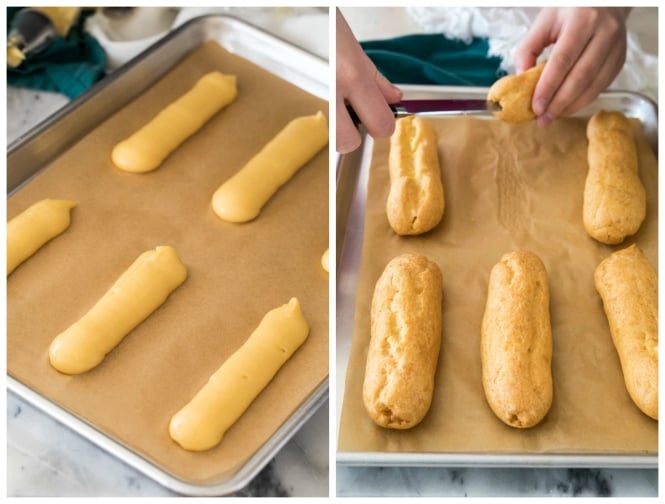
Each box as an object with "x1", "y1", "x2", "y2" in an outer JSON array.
[
  {"x1": 336, "y1": 466, "x2": 657, "y2": 497},
  {"x1": 335, "y1": 6, "x2": 658, "y2": 498},
  {"x1": 6, "y1": 7, "x2": 329, "y2": 497},
  {"x1": 8, "y1": 392, "x2": 329, "y2": 497}
]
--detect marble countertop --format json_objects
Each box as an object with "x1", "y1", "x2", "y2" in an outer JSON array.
[
  {"x1": 335, "y1": 6, "x2": 658, "y2": 498},
  {"x1": 6, "y1": 7, "x2": 329, "y2": 497},
  {"x1": 336, "y1": 465, "x2": 657, "y2": 497}
]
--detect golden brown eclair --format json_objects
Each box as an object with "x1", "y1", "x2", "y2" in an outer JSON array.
[
  {"x1": 363, "y1": 254, "x2": 443, "y2": 429},
  {"x1": 594, "y1": 244, "x2": 658, "y2": 420},
  {"x1": 487, "y1": 61, "x2": 545, "y2": 122},
  {"x1": 481, "y1": 250, "x2": 553, "y2": 428},
  {"x1": 583, "y1": 110, "x2": 646, "y2": 244},
  {"x1": 386, "y1": 116, "x2": 444, "y2": 235}
]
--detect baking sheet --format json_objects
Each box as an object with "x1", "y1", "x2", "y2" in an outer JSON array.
[
  {"x1": 7, "y1": 35, "x2": 328, "y2": 489},
  {"x1": 336, "y1": 89, "x2": 657, "y2": 466}
]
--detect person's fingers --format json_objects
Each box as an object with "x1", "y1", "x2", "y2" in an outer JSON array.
[
  {"x1": 336, "y1": 94, "x2": 361, "y2": 154},
  {"x1": 531, "y1": 19, "x2": 594, "y2": 117},
  {"x1": 346, "y1": 67, "x2": 398, "y2": 139},
  {"x1": 375, "y1": 70, "x2": 403, "y2": 104},
  {"x1": 538, "y1": 41, "x2": 604, "y2": 121},
  {"x1": 336, "y1": 7, "x2": 403, "y2": 150},
  {"x1": 557, "y1": 21, "x2": 626, "y2": 117},
  {"x1": 558, "y1": 44, "x2": 626, "y2": 117},
  {"x1": 539, "y1": 19, "x2": 626, "y2": 123},
  {"x1": 514, "y1": 8, "x2": 556, "y2": 73}
]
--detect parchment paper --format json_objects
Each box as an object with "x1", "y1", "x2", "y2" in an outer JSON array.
[
  {"x1": 7, "y1": 41, "x2": 328, "y2": 484},
  {"x1": 338, "y1": 115, "x2": 657, "y2": 456}
]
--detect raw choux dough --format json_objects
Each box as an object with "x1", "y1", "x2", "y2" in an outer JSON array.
[
  {"x1": 7, "y1": 45, "x2": 25, "y2": 68},
  {"x1": 111, "y1": 71, "x2": 237, "y2": 173},
  {"x1": 321, "y1": 248, "x2": 329, "y2": 273},
  {"x1": 169, "y1": 298, "x2": 309, "y2": 451},
  {"x1": 387, "y1": 116, "x2": 444, "y2": 235},
  {"x1": 481, "y1": 250, "x2": 553, "y2": 428},
  {"x1": 583, "y1": 110, "x2": 646, "y2": 244},
  {"x1": 363, "y1": 254, "x2": 443, "y2": 429},
  {"x1": 7, "y1": 199, "x2": 76, "y2": 275},
  {"x1": 594, "y1": 244, "x2": 658, "y2": 420},
  {"x1": 487, "y1": 61, "x2": 545, "y2": 122},
  {"x1": 49, "y1": 246, "x2": 187, "y2": 374},
  {"x1": 212, "y1": 111, "x2": 328, "y2": 223}
]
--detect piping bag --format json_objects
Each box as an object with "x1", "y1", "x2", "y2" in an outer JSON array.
[{"x1": 7, "y1": 7, "x2": 80, "y2": 67}]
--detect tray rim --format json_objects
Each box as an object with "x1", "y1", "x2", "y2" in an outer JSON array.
[
  {"x1": 6, "y1": 13, "x2": 330, "y2": 495},
  {"x1": 335, "y1": 87, "x2": 658, "y2": 469},
  {"x1": 337, "y1": 451, "x2": 657, "y2": 469},
  {"x1": 9, "y1": 377, "x2": 329, "y2": 495}
]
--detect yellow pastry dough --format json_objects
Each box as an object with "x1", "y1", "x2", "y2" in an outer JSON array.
[
  {"x1": 111, "y1": 71, "x2": 237, "y2": 173},
  {"x1": 7, "y1": 199, "x2": 76, "y2": 275},
  {"x1": 7, "y1": 46, "x2": 25, "y2": 68},
  {"x1": 169, "y1": 297, "x2": 310, "y2": 451},
  {"x1": 322, "y1": 248, "x2": 329, "y2": 273},
  {"x1": 211, "y1": 111, "x2": 328, "y2": 223},
  {"x1": 49, "y1": 246, "x2": 187, "y2": 374}
]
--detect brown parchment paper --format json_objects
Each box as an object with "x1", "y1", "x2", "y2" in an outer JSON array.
[
  {"x1": 338, "y1": 115, "x2": 657, "y2": 456},
  {"x1": 7, "y1": 41, "x2": 328, "y2": 484}
]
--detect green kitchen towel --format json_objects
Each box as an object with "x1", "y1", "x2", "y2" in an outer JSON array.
[
  {"x1": 7, "y1": 7, "x2": 106, "y2": 99},
  {"x1": 360, "y1": 33, "x2": 505, "y2": 86}
]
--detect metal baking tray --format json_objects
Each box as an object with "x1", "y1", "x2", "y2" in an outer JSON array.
[
  {"x1": 7, "y1": 14, "x2": 328, "y2": 495},
  {"x1": 336, "y1": 85, "x2": 658, "y2": 469}
]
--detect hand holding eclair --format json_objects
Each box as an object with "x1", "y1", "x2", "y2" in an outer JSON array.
[{"x1": 514, "y1": 7, "x2": 631, "y2": 127}]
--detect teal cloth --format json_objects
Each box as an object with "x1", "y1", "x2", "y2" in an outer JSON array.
[
  {"x1": 7, "y1": 8, "x2": 106, "y2": 99},
  {"x1": 360, "y1": 34, "x2": 505, "y2": 87}
]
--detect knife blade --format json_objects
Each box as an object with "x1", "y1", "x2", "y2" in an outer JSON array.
[
  {"x1": 394, "y1": 99, "x2": 501, "y2": 116},
  {"x1": 347, "y1": 99, "x2": 501, "y2": 126}
]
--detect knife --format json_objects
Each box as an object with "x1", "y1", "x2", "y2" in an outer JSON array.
[{"x1": 347, "y1": 99, "x2": 501, "y2": 126}]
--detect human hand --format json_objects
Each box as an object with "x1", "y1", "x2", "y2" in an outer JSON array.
[
  {"x1": 514, "y1": 7, "x2": 630, "y2": 127},
  {"x1": 336, "y1": 8, "x2": 403, "y2": 153}
]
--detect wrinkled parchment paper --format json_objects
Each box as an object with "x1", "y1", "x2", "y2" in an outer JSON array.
[
  {"x1": 338, "y1": 115, "x2": 657, "y2": 456},
  {"x1": 7, "y1": 41, "x2": 328, "y2": 484}
]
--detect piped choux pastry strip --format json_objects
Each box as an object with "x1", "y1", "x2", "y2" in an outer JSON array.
[
  {"x1": 169, "y1": 298, "x2": 309, "y2": 451},
  {"x1": 594, "y1": 244, "x2": 658, "y2": 420},
  {"x1": 487, "y1": 61, "x2": 545, "y2": 122},
  {"x1": 321, "y1": 248, "x2": 329, "y2": 273},
  {"x1": 583, "y1": 110, "x2": 646, "y2": 244},
  {"x1": 481, "y1": 250, "x2": 553, "y2": 428},
  {"x1": 212, "y1": 111, "x2": 328, "y2": 223},
  {"x1": 111, "y1": 71, "x2": 237, "y2": 173},
  {"x1": 49, "y1": 246, "x2": 187, "y2": 374},
  {"x1": 363, "y1": 254, "x2": 443, "y2": 429},
  {"x1": 387, "y1": 116, "x2": 444, "y2": 235},
  {"x1": 7, "y1": 199, "x2": 76, "y2": 275}
]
